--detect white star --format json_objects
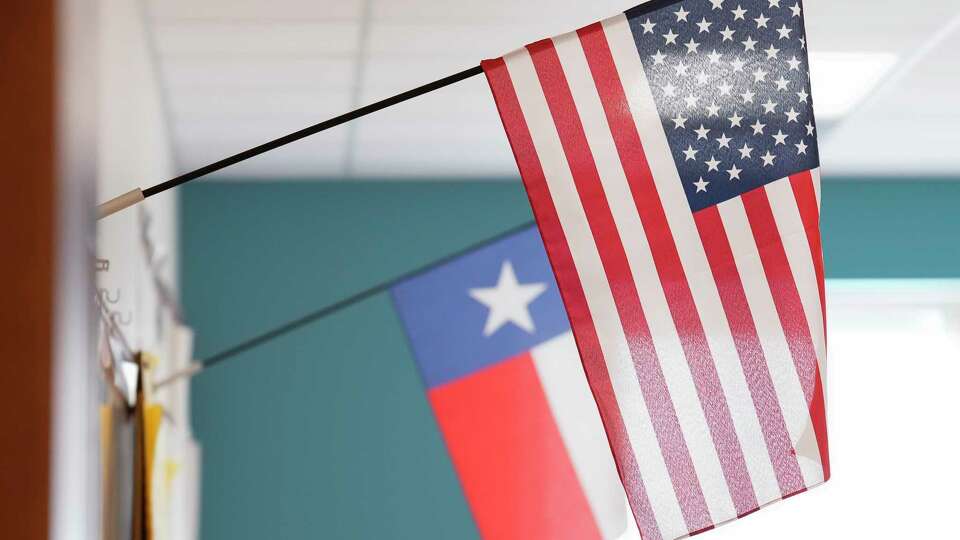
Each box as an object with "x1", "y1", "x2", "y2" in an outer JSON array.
[
  {"x1": 695, "y1": 124, "x2": 711, "y2": 139},
  {"x1": 765, "y1": 44, "x2": 780, "y2": 59},
  {"x1": 684, "y1": 37, "x2": 701, "y2": 54},
  {"x1": 469, "y1": 261, "x2": 547, "y2": 336},
  {"x1": 787, "y1": 56, "x2": 802, "y2": 70},
  {"x1": 685, "y1": 94, "x2": 700, "y2": 108},
  {"x1": 710, "y1": 0, "x2": 724, "y2": 9},
  {"x1": 707, "y1": 49, "x2": 722, "y2": 64},
  {"x1": 720, "y1": 26, "x2": 736, "y2": 41},
  {"x1": 741, "y1": 89, "x2": 756, "y2": 103},
  {"x1": 738, "y1": 143, "x2": 754, "y2": 159},
  {"x1": 800, "y1": 37, "x2": 806, "y2": 49},
  {"x1": 651, "y1": 50, "x2": 667, "y2": 65},
  {"x1": 727, "y1": 163, "x2": 743, "y2": 180},
  {"x1": 742, "y1": 36, "x2": 758, "y2": 51},
  {"x1": 694, "y1": 177, "x2": 710, "y2": 193},
  {"x1": 683, "y1": 145, "x2": 698, "y2": 161},
  {"x1": 806, "y1": 121, "x2": 816, "y2": 135},
  {"x1": 662, "y1": 82, "x2": 677, "y2": 97},
  {"x1": 716, "y1": 132, "x2": 733, "y2": 148},
  {"x1": 760, "y1": 150, "x2": 777, "y2": 167},
  {"x1": 755, "y1": 13, "x2": 770, "y2": 28},
  {"x1": 674, "y1": 61, "x2": 689, "y2": 76},
  {"x1": 731, "y1": 57, "x2": 746, "y2": 72},
  {"x1": 705, "y1": 155, "x2": 722, "y2": 171},
  {"x1": 718, "y1": 81, "x2": 733, "y2": 96},
  {"x1": 751, "y1": 119, "x2": 766, "y2": 135},
  {"x1": 768, "y1": 0, "x2": 781, "y2": 7},
  {"x1": 790, "y1": 2, "x2": 802, "y2": 17},
  {"x1": 795, "y1": 139, "x2": 809, "y2": 155},
  {"x1": 753, "y1": 67, "x2": 768, "y2": 82},
  {"x1": 696, "y1": 17, "x2": 713, "y2": 33},
  {"x1": 732, "y1": 5, "x2": 748, "y2": 20},
  {"x1": 762, "y1": 98, "x2": 778, "y2": 113},
  {"x1": 675, "y1": 6, "x2": 690, "y2": 22},
  {"x1": 776, "y1": 24, "x2": 793, "y2": 39},
  {"x1": 729, "y1": 112, "x2": 744, "y2": 127},
  {"x1": 641, "y1": 18, "x2": 656, "y2": 34},
  {"x1": 695, "y1": 71, "x2": 710, "y2": 85},
  {"x1": 774, "y1": 76, "x2": 790, "y2": 91},
  {"x1": 664, "y1": 29, "x2": 679, "y2": 45},
  {"x1": 772, "y1": 129, "x2": 788, "y2": 145},
  {"x1": 785, "y1": 107, "x2": 800, "y2": 122},
  {"x1": 706, "y1": 102, "x2": 721, "y2": 117},
  {"x1": 797, "y1": 89, "x2": 809, "y2": 103},
  {"x1": 672, "y1": 113, "x2": 688, "y2": 129}
]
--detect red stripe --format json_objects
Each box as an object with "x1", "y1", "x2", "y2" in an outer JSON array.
[
  {"x1": 482, "y1": 57, "x2": 663, "y2": 539},
  {"x1": 789, "y1": 171, "x2": 826, "y2": 342},
  {"x1": 526, "y1": 38, "x2": 712, "y2": 533},
  {"x1": 694, "y1": 206, "x2": 806, "y2": 496},
  {"x1": 788, "y1": 171, "x2": 831, "y2": 480},
  {"x1": 429, "y1": 353, "x2": 600, "y2": 540},
  {"x1": 740, "y1": 186, "x2": 829, "y2": 480},
  {"x1": 577, "y1": 23, "x2": 759, "y2": 516}
]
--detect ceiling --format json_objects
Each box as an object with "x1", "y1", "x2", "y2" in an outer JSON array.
[{"x1": 144, "y1": 0, "x2": 960, "y2": 180}]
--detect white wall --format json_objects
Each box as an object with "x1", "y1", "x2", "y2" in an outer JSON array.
[{"x1": 93, "y1": 1, "x2": 198, "y2": 539}]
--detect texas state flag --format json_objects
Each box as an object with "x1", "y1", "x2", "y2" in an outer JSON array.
[{"x1": 391, "y1": 226, "x2": 637, "y2": 540}]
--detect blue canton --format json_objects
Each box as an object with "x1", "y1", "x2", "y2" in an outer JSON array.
[
  {"x1": 626, "y1": 0, "x2": 819, "y2": 212},
  {"x1": 391, "y1": 226, "x2": 570, "y2": 389}
]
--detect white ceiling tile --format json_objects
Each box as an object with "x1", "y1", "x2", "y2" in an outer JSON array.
[
  {"x1": 160, "y1": 57, "x2": 356, "y2": 91},
  {"x1": 154, "y1": 21, "x2": 360, "y2": 56},
  {"x1": 371, "y1": 0, "x2": 630, "y2": 24},
  {"x1": 166, "y1": 90, "x2": 353, "y2": 121},
  {"x1": 147, "y1": 0, "x2": 364, "y2": 21}
]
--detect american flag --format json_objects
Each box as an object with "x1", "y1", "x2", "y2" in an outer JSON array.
[{"x1": 481, "y1": 1, "x2": 829, "y2": 539}]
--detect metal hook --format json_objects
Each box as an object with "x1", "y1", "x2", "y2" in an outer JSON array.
[{"x1": 99, "y1": 288, "x2": 121, "y2": 305}]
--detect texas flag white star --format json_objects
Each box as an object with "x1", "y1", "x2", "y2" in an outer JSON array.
[{"x1": 469, "y1": 261, "x2": 547, "y2": 336}]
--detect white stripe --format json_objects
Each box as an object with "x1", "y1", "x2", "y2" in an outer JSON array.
[
  {"x1": 810, "y1": 167, "x2": 822, "y2": 210},
  {"x1": 808, "y1": 167, "x2": 825, "y2": 394},
  {"x1": 552, "y1": 31, "x2": 737, "y2": 524},
  {"x1": 601, "y1": 15, "x2": 783, "y2": 507},
  {"x1": 532, "y1": 332, "x2": 631, "y2": 540},
  {"x1": 716, "y1": 198, "x2": 824, "y2": 487},
  {"x1": 503, "y1": 47, "x2": 687, "y2": 539},
  {"x1": 765, "y1": 179, "x2": 827, "y2": 373}
]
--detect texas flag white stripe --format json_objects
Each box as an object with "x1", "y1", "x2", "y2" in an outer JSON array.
[
  {"x1": 502, "y1": 47, "x2": 689, "y2": 538},
  {"x1": 531, "y1": 333, "x2": 633, "y2": 540}
]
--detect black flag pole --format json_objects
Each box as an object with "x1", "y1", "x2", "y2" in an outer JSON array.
[
  {"x1": 152, "y1": 218, "x2": 536, "y2": 389},
  {"x1": 96, "y1": 65, "x2": 484, "y2": 220}
]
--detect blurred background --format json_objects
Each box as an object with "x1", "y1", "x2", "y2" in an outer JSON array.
[{"x1": 5, "y1": 0, "x2": 959, "y2": 539}]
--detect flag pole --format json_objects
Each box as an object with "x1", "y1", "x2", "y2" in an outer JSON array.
[
  {"x1": 151, "y1": 219, "x2": 536, "y2": 387},
  {"x1": 96, "y1": 65, "x2": 484, "y2": 220}
]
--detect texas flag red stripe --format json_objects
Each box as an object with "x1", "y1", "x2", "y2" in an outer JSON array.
[{"x1": 429, "y1": 353, "x2": 600, "y2": 540}]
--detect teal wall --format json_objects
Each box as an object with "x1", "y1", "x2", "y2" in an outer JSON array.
[{"x1": 181, "y1": 180, "x2": 960, "y2": 539}]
